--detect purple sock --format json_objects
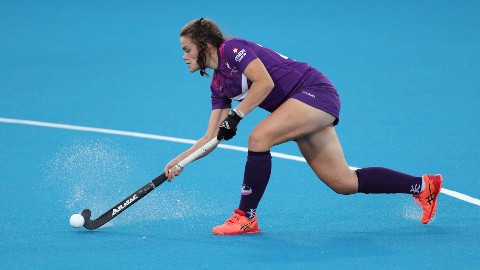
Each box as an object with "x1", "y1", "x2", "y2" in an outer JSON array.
[
  {"x1": 238, "y1": 151, "x2": 272, "y2": 219},
  {"x1": 356, "y1": 167, "x2": 422, "y2": 194}
]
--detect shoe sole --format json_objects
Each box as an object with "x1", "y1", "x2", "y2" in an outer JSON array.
[{"x1": 213, "y1": 228, "x2": 260, "y2": 235}]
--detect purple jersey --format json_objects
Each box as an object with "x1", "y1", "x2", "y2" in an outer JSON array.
[{"x1": 210, "y1": 38, "x2": 340, "y2": 118}]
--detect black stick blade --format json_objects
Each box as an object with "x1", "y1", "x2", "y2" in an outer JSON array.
[{"x1": 81, "y1": 209, "x2": 96, "y2": 230}]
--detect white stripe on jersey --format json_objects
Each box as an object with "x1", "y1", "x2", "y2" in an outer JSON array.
[{"x1": 232, "y1": 73, "x2": 249, "y2": 101}]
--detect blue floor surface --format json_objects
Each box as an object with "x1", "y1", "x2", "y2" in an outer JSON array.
[{"x1": 1, "y1": 1, "x2": 479, "y2": 269}]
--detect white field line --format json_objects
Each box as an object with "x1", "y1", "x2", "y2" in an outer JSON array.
[{"x1": 1, "y1": 117, "x2": 479, "y2": 207}]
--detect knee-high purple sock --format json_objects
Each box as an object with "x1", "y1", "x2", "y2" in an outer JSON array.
[
  {"x1": 356, "y1": 167, "x2": 422, "y2": 194},
  {"x1": 238, "y1": 151, "x2": 272, "y2": 219}
]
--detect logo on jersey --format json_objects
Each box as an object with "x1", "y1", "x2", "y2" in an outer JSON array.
[
  {"x1": 235, "y1": 49, "x2": 246, "y2": 62},
  {"x1": 225, "y1": 62, "x2": 237, "y2": 73},
  {"x1": 233, "y1": 48, "x2": 238, "y2": 53}
]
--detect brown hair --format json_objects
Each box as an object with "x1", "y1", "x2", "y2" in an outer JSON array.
[{"x1": 180, "y1": 18, "x2": 225, "y2": 77}]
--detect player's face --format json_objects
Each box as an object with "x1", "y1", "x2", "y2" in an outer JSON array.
[{"x1": 180, "y1": 36, "x2": 200, "y2": 73}]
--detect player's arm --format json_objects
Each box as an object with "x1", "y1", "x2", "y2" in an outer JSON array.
[
  {"x1": 236, "y1": 58, "x2": 274, "y2": 116},
  {"x1": 164, "y1": 108, "x2": 229, "y2": 180},
  {"x1": 216, "y1": 58, "x2": 274, "y2": 141}
]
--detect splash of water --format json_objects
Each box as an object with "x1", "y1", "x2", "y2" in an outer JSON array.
[{"x1": 44, "y1": 138, "x2": 220, "y2": 227}]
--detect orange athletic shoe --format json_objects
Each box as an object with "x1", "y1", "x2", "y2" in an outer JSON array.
[
  {"x1": 212, "y1": 209, "x2": 260, "y2": 235},
  {"x1": 413, "y1": 174, "x2": 443, "y2": 224}
]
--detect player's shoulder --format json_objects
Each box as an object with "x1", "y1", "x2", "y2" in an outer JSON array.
[
  {"x1": 223, "y1": 37, "x2": 249, "y2": 46},
  {"x1": 222, "y1": 38, "x2": 252, "y2": 52}
]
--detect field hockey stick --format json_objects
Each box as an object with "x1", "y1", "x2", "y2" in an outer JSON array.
[{"x1": 81, "y1": 137, "x2": 221, "y2": 230}]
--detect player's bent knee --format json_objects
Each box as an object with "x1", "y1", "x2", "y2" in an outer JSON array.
[
  {"x1": 324, "y1": 171, "x2": 358, "y2": 195},
  {"x1": 247, "y1": 132, "x2": 273, "y2": 152},
  {"x1": 328, "y1": 180, "x2": 357, "y2": 195}
]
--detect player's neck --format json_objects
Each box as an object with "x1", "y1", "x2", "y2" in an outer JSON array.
[{"x1": 206, "y1": 46, "x2": 218, "y2": 70}]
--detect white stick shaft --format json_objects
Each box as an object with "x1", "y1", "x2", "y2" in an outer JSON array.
[{"x1": 177, "y1": 138, "x2": 220, "y2": 169}]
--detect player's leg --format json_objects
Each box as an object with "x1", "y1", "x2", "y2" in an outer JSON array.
[
  {"x1": 213, "y1": 98, "x2": 337, "y2": 235},
  {"x1": 294, "y1": 125, "x2": 427, "y2": 195},
  {"x1": 295, "y1": 125, "x2": 358, "y2": 194},
  {"x1": 296, "y1": 122, "x2": 442, "y2": 224}
]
